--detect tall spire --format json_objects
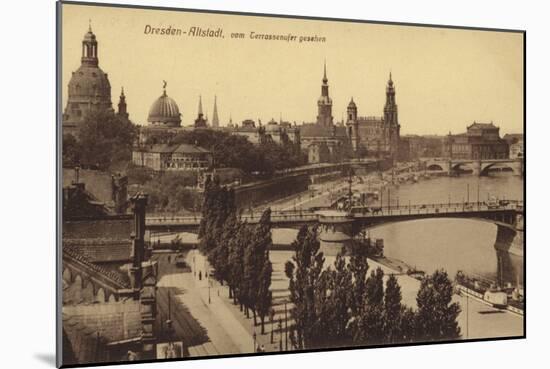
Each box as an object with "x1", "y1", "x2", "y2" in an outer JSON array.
[
  {"x1": 323, "y1": 59, "x2": 328, "y2": 84},
  {"x1": 88, "y1": 19, "x2": 92, "y2": 32},
  {"x1": 118, "y1": 86, "x2": 128, "y2": 119},
  {"x1": 212, "y1": 95, "x2": 219, "y2": 128},
  {"x1": 198, "y1": 95, "x2": 203, "y2": 116}
]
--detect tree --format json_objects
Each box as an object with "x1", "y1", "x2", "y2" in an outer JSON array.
[
  {"x1": 77, "y1": 109, "x2": 137, "y2": 170},
  {"x1": 256, "y1": 254, "x2": 273, "y2": 334},
  {"x1": 253, "y1": 209, "x2": 273, "y2": 334},
  {"x1": 383, "y1": 274, "x2": 404, "y2": 343},
  {"x1": 354, "y1": 267, "x2": 385, "y2": 344},
  {"x1": 228, "y1": 221, "x2": 248, "y2": 308},
  {"x1": 243, "y1": 208, "x2": 272, "y2": 324},
  {"x1": 285, "y1": 225, "x2": 325, "y2": 349},
  {"x1": 415, "y1": 269, "x2": 461, "y2": 341},
  {"x1": 322, "y1": 253, "x2": 353, "y2": 347},
  {"x1": 62, "y1": 133, "x2": 81, "y2": 168}
]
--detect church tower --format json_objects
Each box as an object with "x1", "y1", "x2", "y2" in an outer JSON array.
[
  {"x1": 383, "y1": 72, "x2": 401, "y2": 157},
  {"x1": 194, "y1": 95, "x2": 208, "y2": 129},
  {"x1": 346, "y1": 98, "x2": 360, "y2": 151},
  {"x1": 316, "y1": 61, "x2": 333, "y2": 127},
  {"x1": 117, "y1": 87, "x2": 129, "y2": 120},
  {"x1": 212, "y1": 95, "x2": 220, "y2": 128},
  {"x1": 384, "y1": 72, "x2": 398, "y2": 126}
]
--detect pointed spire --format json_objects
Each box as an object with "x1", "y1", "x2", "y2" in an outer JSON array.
[
  {"x1": 323, "y1": 59, "x2": 328, "y2": 83},
  {"x1": 88, "y1": 19, "x2": 92, "y2": 32},
  {"x1": 162, "y1": 80, "x2": 167, "y2": 96},
  {"x1": 120, "y1": 86, "x2": 125, "y2": 97},
  {"x1": 212, "y1": 95, "x2": 220, "y2": 127},
  {"x1": 198, "y1": 95, "x2": 203, "y2": 116}
]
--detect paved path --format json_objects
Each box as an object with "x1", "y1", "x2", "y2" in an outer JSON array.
[{"x1": 156, "y1": 253, "x2": 252, "y2": 356}]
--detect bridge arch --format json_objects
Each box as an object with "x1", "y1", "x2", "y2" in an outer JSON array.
[
  {"x1": 427, "y1": 164, "x2": 445, "y2": 171},
  {"x1": 451, "y1": 162, "x2": 475, "y2": 173},
  {"x1": 480, "y1": 162, "x2": 519, "y2": 176}
]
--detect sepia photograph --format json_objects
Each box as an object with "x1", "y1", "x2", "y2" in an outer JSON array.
[{"x1": 57, "y1": 1, "x2": 525, "y2": 366}]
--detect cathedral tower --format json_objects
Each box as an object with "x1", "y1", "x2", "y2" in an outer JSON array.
[{"x1": 316, "y1": 61, "x2": 334, "y2": 127}]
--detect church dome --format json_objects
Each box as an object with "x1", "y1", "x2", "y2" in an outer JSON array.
[
  {"x1": 147, "y1": 83, "x2": 181, "y2": 127},
  {"x1": 67, "y1": 64, "x2": 111, "y2": 102}
]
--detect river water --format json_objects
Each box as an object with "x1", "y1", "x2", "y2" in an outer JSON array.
[{"x1": 367, "y1": 173, "x2": 524, "y2": 288}]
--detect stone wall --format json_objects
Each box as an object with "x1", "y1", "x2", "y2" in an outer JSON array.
[{"x1": 234, "y1": 173, "x2": 309, "y2": 209}]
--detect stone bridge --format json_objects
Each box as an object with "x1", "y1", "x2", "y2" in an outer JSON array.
[
  {"x1": 422, "y1": 158, "x2": 524, "y2": 176},
  {"x1": 146, "y1": 200, "x2": 523, "y2": 255}
]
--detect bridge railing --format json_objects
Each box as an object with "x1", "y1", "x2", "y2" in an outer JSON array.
[
  {"x1": 350, "y1": 200, "x2": 522, "y2": 217},
  {"x1": 145, "y1": 200, "x2": 523, "y2": 225}
]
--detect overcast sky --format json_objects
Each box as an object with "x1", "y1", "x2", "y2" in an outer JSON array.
[{"x1": 61, "y1": 3, "x2": 523, "y2": 135}]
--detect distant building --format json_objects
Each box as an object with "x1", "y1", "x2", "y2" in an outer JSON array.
[
  {"x1": 63, "y1": 24, "x2": 117, "y2": 137},
  {"x1": 503, "y1": 133, "x2": 524, "y2": 159},
  {"x1": 400, "y1": 134, "x2": 445, "y2": 159},
  {"x1": 444, "y1": 122, "x2": 509, "y2": 160},
  {"x1": 346, "y1": 73, "x2": 401, "y2": 159},
  {"x1": 132, "y1": 143, "x2": 213, "y2": 171}
]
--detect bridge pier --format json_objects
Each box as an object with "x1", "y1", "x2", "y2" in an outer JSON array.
[{"x1": 316, "y1": 210, "x2": 354, "y2": 256}]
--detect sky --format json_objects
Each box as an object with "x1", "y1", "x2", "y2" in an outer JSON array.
[{"x1": 61, "y1": 3, "x2": 524, "y2": 135}]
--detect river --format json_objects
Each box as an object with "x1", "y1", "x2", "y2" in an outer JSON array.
[{"x1": 367, "y1": 173, "x2": 524, "y2": 288}]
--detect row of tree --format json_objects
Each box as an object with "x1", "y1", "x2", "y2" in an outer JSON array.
[
  {"x1": 285, "y1": 226, "x2": 461, "y2": 349},
  {"x1": 198, "y1": 177, "x2": 273, "y2": 333}
]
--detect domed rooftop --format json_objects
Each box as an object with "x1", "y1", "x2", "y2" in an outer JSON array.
[
  {"x1": 63, "y1": 23, "x2": 113, "y2": 135},
  {"x1": 68, "y1": 65, "x2": 111, "y2": 101},
  {"x1": 147, "y1": 81, "x2": 181, "y2": 127}
]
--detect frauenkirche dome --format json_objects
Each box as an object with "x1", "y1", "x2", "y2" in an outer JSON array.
[{"x1": 62, "y1": 24, "x2": 113, "y2": 137}]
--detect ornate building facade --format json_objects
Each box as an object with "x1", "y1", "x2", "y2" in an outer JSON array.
[
  {"x1": 444, "y1": 122, "x2": 509, "y2": 160},
  {"x1": 346, "y1": 73, "x2": 401, "y2": 158},
  {"x1": 63, "y1": 25, "x2": 116, "y2": 137}
]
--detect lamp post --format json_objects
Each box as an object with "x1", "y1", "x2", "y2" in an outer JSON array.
[
  {"x1": 253, "y1": 331, "x2": 257, "y2": 352},
  {"x1": 270, "y1": 308, "x2": 275, "y2": 344},
  {"x1": 278, "y1": 318, "x2": 283, "y2": 351},
  {"x1": 284, "y1": 303, "x2": 288, "y2": 351}
]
